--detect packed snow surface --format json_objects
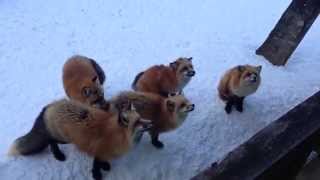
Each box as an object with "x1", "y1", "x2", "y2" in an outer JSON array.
[{"x1": 0, "y1": 0, "x2": 319, "y2": 179}]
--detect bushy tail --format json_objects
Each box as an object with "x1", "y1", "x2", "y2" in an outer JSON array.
[
  {"x1": 8, "y1": 131, "x2": 49, "y2": 156},
  {"x1": 131, "y1": 72, "x2": 144, "y2": 90},
  {"x1": 8, "y1": 107, "x2": 50, "y2": 156},
  {"x1": 89, "y1": 59, "x2": 106, "y2": 85}
]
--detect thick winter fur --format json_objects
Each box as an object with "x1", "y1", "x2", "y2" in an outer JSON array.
[
  {"x1": 8, "y1": 107, "x2": 50, "y2": 156},
  {"x1": 63, "y1": 55, "x2": 107, "y2": 108},
  {"x1": 132, "y1": 57, "x2": 195, "y2": 97},
  {"x1": 218, "y1": 65, "x2": 262, "y2": 114},
  {"x1": 8, "y1": 99, "x2": 150, "y2": 180},
  {"x1": 111, "y1": 91, "x2": 194, "y2": 148}
]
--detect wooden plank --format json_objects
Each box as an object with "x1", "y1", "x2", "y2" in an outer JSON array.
[
  {"x1": 256, "y1": 0, "x2": 320, "y2": 66},
  {"x1": 191, "y1": 90, "x2": 320, "y2": 180}
]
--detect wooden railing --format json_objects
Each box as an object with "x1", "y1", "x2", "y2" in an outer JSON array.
[{"x1": 192, "y1": 90, "x2": 320, "y2": 180}]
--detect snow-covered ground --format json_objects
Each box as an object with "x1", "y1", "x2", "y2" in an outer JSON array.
[{"x1": 0, "y1": 0, "x2": 319, "y2": 179}]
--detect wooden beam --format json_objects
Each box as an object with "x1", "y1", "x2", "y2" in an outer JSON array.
[
  {"x1": 191, "y1": 90, "x2": 320, "y2": 180},
  {"x1": 256, "y1": 0, "x2": 320, "y2": 66}
]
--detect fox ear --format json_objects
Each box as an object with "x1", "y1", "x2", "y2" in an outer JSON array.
[
  {"x1": 82, "y1": 87, "x2": 91, "y2": 97},
  {"x1": 119, "y1": 100, "x2": 130, "y2": 111},
  {"x1": 256, "y1": 65, "x2": 262, "y2": 74},
  {"x1": 130, "y1": 103, "x2": 136, "y2": 111},
  {"x1": 170, "y1": 62, "x2": 178, "y2": 70},
  {"x1": 166, "y1": 100, "x2": 175, "y2": 112},
  {"x1": 92, "y1": 76, "x2": 98, "y2": 82},
  {"x1": 237, "y1": 65, "x2": 245, "y2": 72}
]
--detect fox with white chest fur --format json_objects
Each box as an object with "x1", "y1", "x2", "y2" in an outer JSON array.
[
  {"x1": 111, "y1": 91, "x2": 195, "y2": 149},
  {"x1": 218, "y1": 65, "x2": 262, "y2": 114}
]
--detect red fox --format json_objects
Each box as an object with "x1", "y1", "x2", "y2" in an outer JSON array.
[
  {"x1": 111, "y1": 91, "x2": 194, "y2": 149},
  {"x1": 132, "y1": 57, "x2": 195, "y2": 97},
  {"x1": 218, "y1": 65, "x2": 262, "y2": 114},
  {"x1": 8, "y1": 99, "x2": 151, "y2": 180},
  {"x1": 63, "y1": 55, "x2": 107, "y2": 109}
]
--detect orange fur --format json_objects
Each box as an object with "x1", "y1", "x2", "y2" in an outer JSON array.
[
  {"x1": 133, "y1": 57, "x2": 195, "y2": 96},
  {"x1": 45, "y1": 99, "x2": 140, "y2": 161},
  {"x1": 218, "y1": 65, "x2": 261, "y2": 101},
  {"x1": 62, "y1": 55, "x2": 105, "y2": 106},
  {"x1": 112, "y1": 91, "x2": 194, "y2": 135}
]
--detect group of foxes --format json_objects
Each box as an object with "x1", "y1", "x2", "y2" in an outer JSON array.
[{"x1": 8, "y1": 55, "x2": 262, "y2": 180}]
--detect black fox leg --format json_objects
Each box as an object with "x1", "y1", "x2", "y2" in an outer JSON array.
[
  {"x1": 150, "y1": 131, "x2": 164, "y2": 149},
  {"x1": 100, "y1": 161, "x2": 111, "y2": 171},
  {"x1": 225, "y1": 100, "x2": 233, "y2": 114},
  {"x1": 50, "y1": 142, "x2": 66, "y2": 161},
  {"x1": 159, "y1": 91, "x2": 170, "y2": 98},
  {"x1": 92, "y1": 158, "x2": 111, "y2": 180},
  {"x1": 235, "y1": 97, "x2": 245, "y2": 112}
]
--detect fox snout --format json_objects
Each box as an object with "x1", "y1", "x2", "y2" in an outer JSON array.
[
  {"x1": 186, "y1": 104, "x2": 195, "y2": 112},
  {"x1": 187, "y1": 70, "x2": 196, "y2": 77}
]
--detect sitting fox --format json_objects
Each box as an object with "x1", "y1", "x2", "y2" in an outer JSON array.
[{"x1": 218, "y1": 65, "x2": 262, "y2": 114}]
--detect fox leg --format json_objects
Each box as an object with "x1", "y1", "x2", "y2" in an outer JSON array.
[
  {"x1": 159, "y1": 91, "x2": 170, "y2": 97},
  {"x1": 150, "y1": 130, "x2": 164, "y2": 149},
  {"x1": 225, "y1": 100, "x2": 234, "y2": 114},
  {"x1": 49, "y1": 142, "x2": 66, "y2": 161},
  {"x1": 235, "y1": 97, "x2": 245, "y2": 112},
  {"x1": 92, "y1": 158, "x2": 111, "y2": 180}
]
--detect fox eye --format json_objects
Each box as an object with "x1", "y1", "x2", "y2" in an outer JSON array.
[
  {"x1": 181, "y1": 67, "x2": 188, "y2": 72},
  {"x1": 180, "y1": 103, "x2": 186, "y2": 108},
  {"x1": 92, "y1": 76, "x2": 98, "y2": 82}
]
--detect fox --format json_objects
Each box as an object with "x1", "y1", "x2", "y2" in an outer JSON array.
[
  {"x1": 111, "y1": 91, "x2": 195, "y2": 149},
  {"x1": 8, "y1": 99, "x2": 151, "y2": 180},
  {"x1": 218, "y1": 65, "x2": 262, "y2": 114},
  {"x1": 62, "y1": 55, "x2": 108, "y2": 109},
  {"x1": 131, "y1": 57, "x2": 195, "y2": 97}
]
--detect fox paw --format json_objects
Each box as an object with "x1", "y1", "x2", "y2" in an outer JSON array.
[
  {"x1": 54, "y1": 152, "x2": 66, "y2": 161},
  {"x1": 92, "y1": 169, "x2": 102, "y2": 180},
  {"x1": 225, "y1": 105, "x2": 232, "y2": 114},
  {"x1": 101, "y1": 162, "x2": 111, "y2": 171},
  {"x1": 236, "y1": 106, "x2": 243, "y2": 112},
  {"x1": 152, "y1": 140, "x2": 164, "y2": 149}
]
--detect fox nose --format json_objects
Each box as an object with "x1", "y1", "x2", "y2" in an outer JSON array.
[
  {"x1": 188, "y1": 104, "x2": 195, "y2": 112},
  {"x1": 187, "y1": 70, "x2": 195, "y2": 77},
  {"x1": 250, "y1": 76, "x2": 257, "y2": 83}
]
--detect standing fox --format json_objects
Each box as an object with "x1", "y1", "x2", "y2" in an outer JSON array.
[
  {"x1": 8, "y1": 99, "x2": 151, "y2": 180},
  {"x1": 112, "y1": 91, "x2": 194, "y2": 149},
  {"x1": 63, "y1": 55, "x2": 107, "y2": 109},
  {"x1": 218, "y1": 65, "x2": 262, "y2": 114},
  {"x1": 132, "y1": 57, "x2": 195, "y2": 97}
]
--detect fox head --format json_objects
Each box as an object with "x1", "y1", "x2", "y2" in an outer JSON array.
[
  {"x1": 238, "y1": 65, "x2": 262, "y2": 88},
  {"x1": 117, "y1": 102, "x2": 152, "y2": 132},
  {"x1": 81, "y1": 75, "x2": 105, "y2": 107},
  {"x1": 169, "y1": 57, "x2": 195, "y2": 89},
  {"x1": 165, "y1": 93, "x2": 195, "y2": 119}
]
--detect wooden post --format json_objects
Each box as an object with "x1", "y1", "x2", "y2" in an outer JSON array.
[
  {"x1": 191, "y1": 90, "x2": 320, "y2": 180},
  {"x1": 256, "y1": 0, "x2": 320, "y2": 66}
]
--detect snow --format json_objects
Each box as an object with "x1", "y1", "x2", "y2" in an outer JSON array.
[{"x1": 0, "y1": 0, "x2": 320, "y2": 179}]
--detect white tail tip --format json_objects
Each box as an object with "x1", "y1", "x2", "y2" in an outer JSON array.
[{"x1": 7, "y1": 142, "x2": 20, "y2": 156}]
